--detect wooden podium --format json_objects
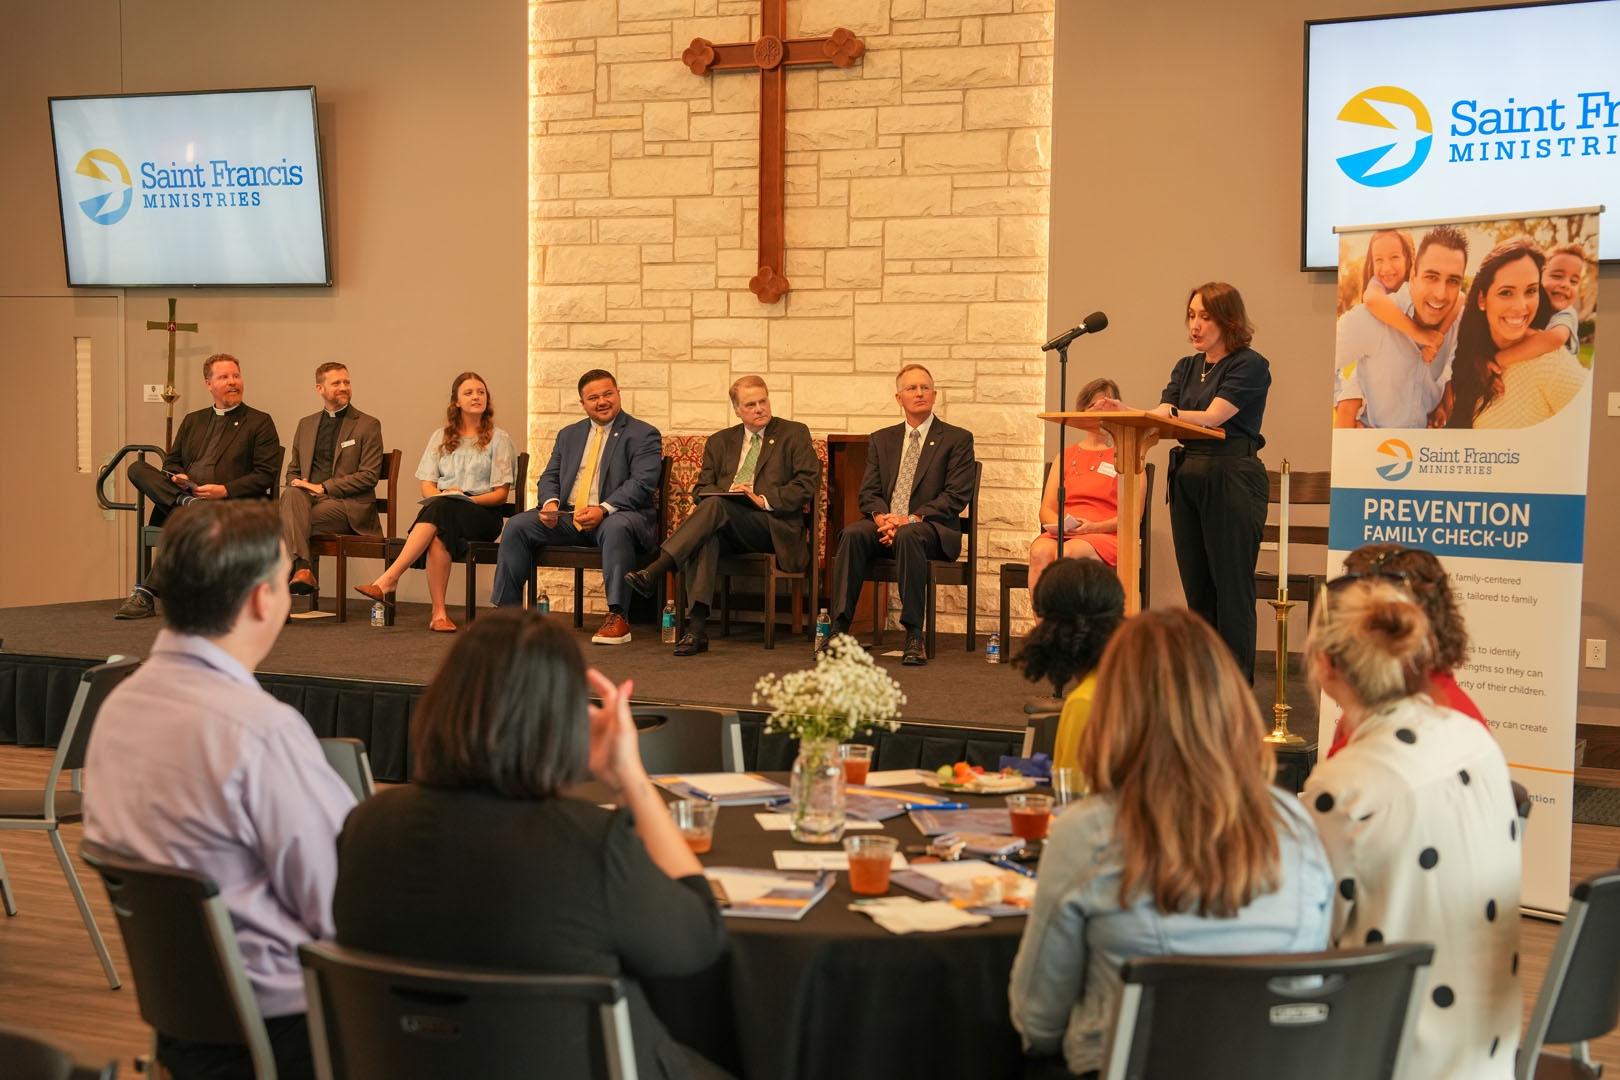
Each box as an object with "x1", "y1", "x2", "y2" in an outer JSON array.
[{"x1": 1037, "y1": 410, "x2": 1224, "y2": 614}]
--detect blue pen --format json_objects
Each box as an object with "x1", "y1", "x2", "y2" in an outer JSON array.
[
  {"x1": 906, "y1": 800, "x2": 969, "y2": 811},
  {"x1": 991, "y1": 857, "x2": 1037, "y2": 879}
]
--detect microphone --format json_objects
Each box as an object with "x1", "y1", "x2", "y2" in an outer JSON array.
[{"x1": 1041, "y1": 311, "x2": 1109, "y2": 352}]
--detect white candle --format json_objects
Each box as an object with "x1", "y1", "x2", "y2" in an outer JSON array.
[{"x1": 1278, "y1": 462, "x2": 1291, "y2": 594}]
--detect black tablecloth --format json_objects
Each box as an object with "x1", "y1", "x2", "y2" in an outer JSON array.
[{"x1": 609, "y1": 775, "x2": 1030, "y2": 1080}]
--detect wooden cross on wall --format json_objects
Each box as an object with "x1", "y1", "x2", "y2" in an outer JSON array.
[
  {"x1": 682, "y1": 0, "x2": 865, "y2": 304},
  {"x1": 145, "y1": 297, "x2": 198, "y2": 452}
]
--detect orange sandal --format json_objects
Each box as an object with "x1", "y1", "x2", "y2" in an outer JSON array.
[{"x1": 429, "y1": 616, "x2": 457, "y2": 633}]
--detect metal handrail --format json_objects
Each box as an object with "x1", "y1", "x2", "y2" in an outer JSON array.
[{"x1": 96, "y1": 444, "x2": 165, "y2": 512}]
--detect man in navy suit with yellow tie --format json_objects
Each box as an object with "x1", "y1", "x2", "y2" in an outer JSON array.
[{"x1": 490, "y1": 369, "x2": 662, "y2": 644}]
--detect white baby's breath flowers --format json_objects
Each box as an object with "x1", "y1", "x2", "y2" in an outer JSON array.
[{"x1": 753, "y1": 633, "x2": 906, "y2": 745}]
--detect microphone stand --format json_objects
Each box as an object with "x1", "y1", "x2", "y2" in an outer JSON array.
[{"x1": 1052, "y1": 342, "x2": 1069, "y2": 546}]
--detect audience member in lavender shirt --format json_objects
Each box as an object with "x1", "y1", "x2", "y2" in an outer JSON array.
[{"x1": 84, "y1": 500, "x2": 356, "y2": 1080}]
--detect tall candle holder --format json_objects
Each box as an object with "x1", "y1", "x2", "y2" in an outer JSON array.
[{"x1": 1263, "y1": 593, "x2": 1306, "y2": 746}]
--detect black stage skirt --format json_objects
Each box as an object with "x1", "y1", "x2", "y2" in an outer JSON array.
[{"x1": 408, "y1": 497, "x2": 503, "y2": 566}]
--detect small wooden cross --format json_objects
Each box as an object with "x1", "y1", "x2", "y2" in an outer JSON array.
[
  {"x1": 683, "y1": 1, "x2": 864, "y2": 304},
  {"x1": 145, "y1": 297, "x2": 198, "y2": 452}
]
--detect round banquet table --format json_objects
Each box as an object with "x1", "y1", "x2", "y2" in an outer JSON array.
[{"x1": 612, "y1": 773, "x2": 1031, "y2": 1080}]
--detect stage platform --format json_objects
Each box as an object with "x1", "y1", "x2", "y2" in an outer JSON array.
[{"x1": 0, "y1": 599, "x2": 1320, "y2": 783}]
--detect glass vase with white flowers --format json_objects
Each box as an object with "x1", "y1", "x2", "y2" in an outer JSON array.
[{"x1": 753, "y1": 634, "x2": 907, "y2": 842}]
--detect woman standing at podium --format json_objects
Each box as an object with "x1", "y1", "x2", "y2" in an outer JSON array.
[{"x1": 1096, "y1": 283, "x2": 1271, "y2": 680}]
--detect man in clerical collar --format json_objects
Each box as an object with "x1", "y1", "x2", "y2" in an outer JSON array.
[
  {"x1": 826, "y1": 363, "x2": 976, "y2": 665},
  {"x1": 116, "y1": 353, "x2": 281, "y2": 619},
  {"x1": 279, "y1": 362, "x2": 385, "y2": 597}
]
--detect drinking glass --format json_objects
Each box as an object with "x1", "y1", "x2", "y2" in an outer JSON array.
[
  {"x1": 670, "y1": 799, "x2": 718, "y2": 854},
  {"x1": 836, "y1": 743, "x2": 874, "y2": 785},
  {"x1": 1006, "y1": 793, "x2": 1055, "y2": 842},
  {"x1": 843, "y1": 834, "x2": 899, "y2": 895}
]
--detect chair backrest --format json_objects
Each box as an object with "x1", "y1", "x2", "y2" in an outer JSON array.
[
  {"x1": 631, "y1": 707, "x2": 743, "y2": 773},
  {"x1": 269, "y1": 446, "x2": 286, "y2": 500},
  {"x1": 654, "y1": 455, "x2": 672, "y2": 541},
  {"x1": 1262, "y1": 468, "x2": 1331, "y2": 549},
  {"x1": 48, "y1": 658, "x2": 141, "y2": 811},
  {"x1": 377, "y1": 449, "x2": 404, "y2": 539},
  {"x1": 78, "y1": 841, "x2": 275, "y2": 1079},
  {"x1": 1102, "y1": 943, "x2": 1434, "y2": 1080},
  {"x1": 320, "y1": 738, "x2": 377, "y2": 800},
  {"x1": 0, "y1": 1024, "x2": 117, "y2": 1080},
  {"x1": 1019, "y1": 708, "x2": 1063, "y2": 759},
  {"x1": 1518, "y1": 869, "x2": 1620, "y2": 1080},
  {"x1": 956, "y1": 459, "x2": 982, "y2": 566},
  {"x1": 298, "y1": 942, "x2": 638, "y2": 1080},
  {"x1": 508, "y1": 452, "x2": 530, "y2": 515},
  {"x1": 659, "y1": 433, "x2": 715, "y2": 540}
]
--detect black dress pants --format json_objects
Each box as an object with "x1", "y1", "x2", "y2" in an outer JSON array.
[
  {"x1": 127, "y1": 460, "x2": 186, "y2": 526},
  {"x1": 663, "y1": 496, "x2": 775, "y2": 613},
  {"x1": 1167, "y1": 450, "x2": 1268, "y2": 682},
  {"x1": 831, "y1": 519, "x2": 945, "y2": 633},
  {"x1": 157, "y1": 1013, "x2": 316, "y2": 1080}
]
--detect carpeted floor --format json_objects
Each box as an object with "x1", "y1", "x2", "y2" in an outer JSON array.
[{"x1": 0, "y1": 598, "x2": 1320, "y2": 741}]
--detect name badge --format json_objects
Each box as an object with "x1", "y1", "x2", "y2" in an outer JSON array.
[
  {"x1": 341, "y1": 439, "x2": 357, "y2": 448},
  {"x1": 1097, "y1": 461, "x2": 1118, "y2": 478}
]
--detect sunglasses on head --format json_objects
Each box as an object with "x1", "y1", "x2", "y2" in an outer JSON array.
[{"x1": 1325, "y1": 547, "x2": 1420, "y2": 592}]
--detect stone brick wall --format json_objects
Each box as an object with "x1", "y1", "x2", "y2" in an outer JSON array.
[{"x1": 529, "y1": 0, "x2": 1053, "y2": 633}]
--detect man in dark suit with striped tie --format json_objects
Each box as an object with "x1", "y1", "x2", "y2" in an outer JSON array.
[
  {"x1": 626, "y1": 375, "x2": 819, "y2": 656},
  {"x1": 827, "y1": 363, "x2": 976, "y2": 665}
]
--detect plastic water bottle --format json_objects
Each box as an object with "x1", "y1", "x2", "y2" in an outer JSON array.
[
  {"x1": 369, "y1": 602, "x2": 385, "y2": 627},
  {"x1": 536, "y1": 587, "x2": 550, "y2": 615},
  {"x1": 986, "y1": 632, "x2": 1001, "y2": 664},
  {"x1": 661, "y1": 602, "x2": 677, "y2": 643},
  {"x1": 815, "y1": 608, "x2": 831, "y2": 652}
]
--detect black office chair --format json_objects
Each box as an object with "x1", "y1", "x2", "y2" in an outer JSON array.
[
  {"x1": 319, "y1": 738, "x2": 377, "y2": 801},
  {"x1": 1019, "y1": 708, "x2": 1063, "y2": 759},
  {"x1": 79, "y1": 841, "x2": 275, "y2": 1080},
  {"x1": 0, "y1": 657, "x2": 140, "y2": 990},
  {"x1": 1517, "y1": 869, "x2": 1620, "y2": 1080},
  {"x1": 0, "y1": 1024, "x2": 117, "y2": 1080},
  {"x1": 1101, "y1": 943, "x2": 1434, "y2": 1080},
  {"x1": 631, "y1": 707, "x2": 743, "y2": 773},
  {"x1": 299, "y1": 942, "x2": 640, "y2": 1080}
]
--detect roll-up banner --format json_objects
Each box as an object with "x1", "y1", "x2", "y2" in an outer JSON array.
[{"x1": 1327, "y1": 207, "x2": 1599, "y2": 916}]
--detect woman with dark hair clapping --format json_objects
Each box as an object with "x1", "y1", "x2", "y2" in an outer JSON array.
[
  {"x1": 1014, "y1": 557, "x2": 1126, "y2": 769},
  {"x1": 332, "y1": 609, "x2": 729, "y2": 1080}
]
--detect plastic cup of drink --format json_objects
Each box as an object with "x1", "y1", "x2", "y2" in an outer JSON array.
[
  {"x1": 1007, "y1": 793, "x2": 1054, "y2": 842},
  {"x1": 844, "y1": 834, "x2": 898, "y2": 895},
  {"x1": 1050, "y1": 767, "x2": 1087, "y2": 807},
  {"x1": 670, "y1": 799, "x2": 718, "y2": 854},
  {"x1": 836, "y1": 743, "x2": 874, "y2": 785}
]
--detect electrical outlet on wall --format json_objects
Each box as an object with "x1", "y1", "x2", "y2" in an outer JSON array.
[
  {"x1": 1588, "y1": 639, "x2": 1608, "y2": 669},
  {"x1": 143, "y1": 384, "x2": 164, "y2": 403}
]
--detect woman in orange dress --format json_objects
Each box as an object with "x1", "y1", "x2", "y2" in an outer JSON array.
[{"x1": 1029, "y1": 377, "x2": 1120, "y2": 591}]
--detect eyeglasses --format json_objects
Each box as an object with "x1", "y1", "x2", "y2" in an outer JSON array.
[{"x1": 1326, "y1": 546, "x2": 1420, "y2": 591}]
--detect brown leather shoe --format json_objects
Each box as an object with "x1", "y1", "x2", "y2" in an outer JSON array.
[
  {"x1": 353, "y1": 582, "x2": 391, "y2": 610},
  {"x1": 288, "y1": 569, "x2": 318, "y2": 595},
  {"x1": 591, "y1": 612, "x2": 632, "y2": 645},
  {"x1": 429, "y1": 615, "x2": 457, "y2": 632}
]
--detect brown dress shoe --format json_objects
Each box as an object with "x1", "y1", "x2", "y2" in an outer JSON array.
[
  {"x1": 288, "y1": 569, "x2": 318, "y2": 595},
  {"x1": 591, "y1": 612, "x2": 632, "y2": 645}
]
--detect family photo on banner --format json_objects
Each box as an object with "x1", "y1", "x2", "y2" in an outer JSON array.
[{"x1": 1326, "y1": 209, "x2": 1599, "y2": 914}]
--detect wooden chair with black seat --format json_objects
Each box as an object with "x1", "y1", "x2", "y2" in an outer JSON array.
[
  {"x1": 304, "y1": 449, "x2": 403, "y2": 622},
  {"x1": 299, "y1": 942, "x2": 640, "y2": 1080},
  {"x1": 341, "y1": 453, "x2": 529, "y2": 628},
  {"x1": 1255, "y1": 467, "x2": 1332, "y2": 628},
  {"x1": 79, "y1": 840, "x2": 277, "y2": 1079},
  {"x1": 715, "y1": 438, "x2": 829, "y2": 650},
  {"x1": 519, "y1": 457, "x2": 673, "y2": 629},
  {"x1": 1101, "y1": 943, "x2": 1435, "y2": 1080},
  {"x1": 999, "y1": 463, "x2": 1154, "y2": 652},
  {"x1": 0, "y1": 657, "x2": 139, "y2": 990},
  {"x1": 867, "y1": 460, "x2": 982, "y2": 660},
  {"x1": 0, "y1": 1025, "x2": 118, "y2": 1080},
  {"x1": 1516, "y1": 868, "x2": 1620, "y2": 1080}
]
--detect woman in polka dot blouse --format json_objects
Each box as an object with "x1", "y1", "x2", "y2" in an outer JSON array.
[{"x1": 1305, "y1": 579, "x2": 1521, "y2": 1079}]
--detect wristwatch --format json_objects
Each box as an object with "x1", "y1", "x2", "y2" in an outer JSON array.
[{"x1": 1168, "y1": 405, "x2": 1180, "y2": 418}]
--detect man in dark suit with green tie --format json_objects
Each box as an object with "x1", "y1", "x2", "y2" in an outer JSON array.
[
  {"x1": 626, "y1": 376, "x2": 819, "y2": 656},
  {"x1": 827, "y1": 363, "x2": 976, "y2": 665}
]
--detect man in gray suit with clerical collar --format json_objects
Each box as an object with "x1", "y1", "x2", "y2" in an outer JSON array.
[
  {"x1": 280, "y1": 362, "x2": 385, "y2": 595},
  {"x1": 627, "y1": 375, "x2": 819, "y2": 656}
]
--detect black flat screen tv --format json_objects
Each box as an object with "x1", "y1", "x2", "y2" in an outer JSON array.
[
  {"x1": 1303, "y1": 0, "x2": 1618, "y2": 270},
  {"x1": 50, "y1": 86, "x2": 332, "y2": 287}
]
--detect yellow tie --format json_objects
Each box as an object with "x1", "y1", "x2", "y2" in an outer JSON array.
[{"x1": 572, "y1": 425, "x2": 604, "y2": 510}]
